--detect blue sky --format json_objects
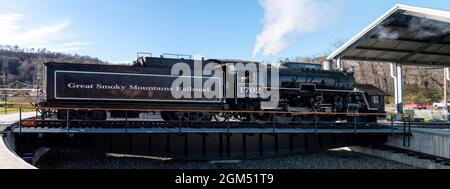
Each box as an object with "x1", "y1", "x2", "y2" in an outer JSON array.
[{"x1": 0, "y1": 0, "x2": 449, "y2": 63}]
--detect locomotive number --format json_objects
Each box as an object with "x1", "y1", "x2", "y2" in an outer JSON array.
[{"x1": 239, "y1": 87, "x2": 263, "y2": 95}]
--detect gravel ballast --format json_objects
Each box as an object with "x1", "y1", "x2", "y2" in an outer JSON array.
[{"x1": 36, "y1": 148, "x2": 416, "y2": 169}]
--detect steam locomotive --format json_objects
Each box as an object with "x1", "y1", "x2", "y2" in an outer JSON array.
[{"x1": 38, "y1": 54, "x2": 383, "y2": 123}]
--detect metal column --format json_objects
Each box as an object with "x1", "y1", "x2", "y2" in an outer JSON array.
[
  {"x1": 390, "y1": 63, "x2": 403, "y2": 114},
  {"x1": 445, "y1": 68, "x2": 450, "y2": 121},
  {"x1": 336, "y1": 58, "x2": 342, "y2": 70},
  {"x1": 445, "y1": 68, "x2": 448, "y2": 109},
  {"x1": 396, "y1": 63, "x2": 403, "y2": 114}
]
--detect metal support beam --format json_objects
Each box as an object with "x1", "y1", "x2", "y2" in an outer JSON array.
[
  {"x1": 369, "y1": 37, "x2": 450, "y2": 47},
  {"x1": 445, "y1": 68, "x2": 450, "y2": 118},
  {"x1": 390, "y1": 63, "x2": 403, "y2": 114},
  {"x1": 341, "y1": 56, "x2": 448, "y2": 67},
  {"x1": 445, "y1": 68, "x2": 448, "y2": 109},
  {"x1": 396, "y1": 63, "x2": 403, "y2": 114},
  {"x1": 390, "y1": 64, "x2": 398, "y2": 107},
  {"x1": 355, "y1": 47, "x2": 450, "y2": 57},
  {"x1": 336, "y1": 58, "x2": 342, "y2": 71},
  {"x1": 399, "y1": 33, "x2": 450, "y2": 63}
]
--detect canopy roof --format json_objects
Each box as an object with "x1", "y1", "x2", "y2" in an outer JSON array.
[
  {"x1": 328, "y1": 4, "x2": 450, "y2": 67},
  {"x1": 355, "y1": 84, "x2": 390, "y2": 96}
]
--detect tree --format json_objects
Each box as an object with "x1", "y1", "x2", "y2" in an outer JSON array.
[{"x1": 0, "y1": 44, "x2": 108, "y2": 88}]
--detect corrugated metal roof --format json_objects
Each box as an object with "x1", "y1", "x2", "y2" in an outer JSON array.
[
  {"x1": 355, "y1": 84, "x2": 390, "y2": 96},
  {"x1": 328, "y1": 4, "x2": 450, "y2": 67}
]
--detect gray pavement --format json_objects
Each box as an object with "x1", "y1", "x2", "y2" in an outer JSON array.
[
  {"x1": 0, "y1": 135, "x2": 36, "y2": 169},
  {"x1": 0, "y1": 112, "x2": 37, "y2": 169},
  {"x1": 0, "y1": 112, "x2": 37, "y2": 132},
  {"x1": 0, "y1": 112, "x2": 36, "y2": 125}
]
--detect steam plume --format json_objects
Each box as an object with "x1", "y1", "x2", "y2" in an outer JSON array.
[
  {"x1": 375, "y1": 17, "x2": 450, "y2": 40},
  {"x1": 408, "y1": 17, "x2": 450, "y2": 38},
  {"x1": 253, "y1": 0, "x2": 336, "y2": 58}
]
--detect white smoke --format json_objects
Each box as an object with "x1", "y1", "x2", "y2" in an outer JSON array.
[
  {"x1": 375, "y1": 17, "x2": 450, "y2": 40},
  {"x1": 252, "y1": 0, "x2": 336, "y2": 58},
  {"x1": 408, "y1": 17, "x2": 450, "y2": 38},
  {"x1": 376, "y1": 25, "x2": 400, "y2": 40}
]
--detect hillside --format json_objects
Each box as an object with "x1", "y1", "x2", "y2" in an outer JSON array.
[
  {"x1": 348, "y1": 61, "x2": 445, "y2": 105},
  {"x1": 0, "y1": 45, "x2": 107, "y2": 87}
]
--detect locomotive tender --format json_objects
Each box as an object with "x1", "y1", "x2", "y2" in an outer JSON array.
[{"x1": 39, "y1": 54, "x2": 383, "y2": 123}]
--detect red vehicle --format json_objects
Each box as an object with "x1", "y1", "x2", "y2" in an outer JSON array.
[{"x1": 405, "y1": 102, "x2": 427, "y2": 110}]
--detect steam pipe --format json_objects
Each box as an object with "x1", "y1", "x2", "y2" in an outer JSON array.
[
  {"x1": 390, "y1": 63, "x2": 403, "y2": 114},
  {"x1": 445, "y1": 68, "x2": 450, "y2": 114},
  {"x1": 390, "y1": 63, "x2": 398, "y2": 109},
  {"x1": 390, "y1": 63, "x2": 396, "y2": 80},
  {"x1": 446, "y1": 68, "x2": 450, "y2": 81},
  {"x1": 396, "y1": 63, "x2": 403, "y2": 114}
]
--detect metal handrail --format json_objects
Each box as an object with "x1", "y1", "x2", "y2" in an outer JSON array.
[
  {"x1": 11, "y1": 104, "x2": 403, "y2": 135},
  {"x1": 8, "y1": 105, "x2": 388, "y2": 116},
  {"x1": 137, "y1": 52, "x2": 152, "y2": 59},
  {"x1": 162, "y1": 53, "x2": 192, "y2": 60}
]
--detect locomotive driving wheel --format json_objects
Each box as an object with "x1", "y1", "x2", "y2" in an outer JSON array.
[
  {"x1": 161, "y1": 112, "x2": 175, "y2": 121},
  {"x1": 56, "y1": 106, "x2": 80, "y2": 120},
  {"x1": 173, "y1": 112, "x2": 212, "y2": 122},
  {"x1": 86, "y1": 107, "x2": 107, "y2": 120},
  {"x1": 249, "y1": 102, "x2": 273, "y2": 124}
]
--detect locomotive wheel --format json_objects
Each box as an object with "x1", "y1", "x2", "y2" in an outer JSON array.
[
  {"x1": 161, "y1": 112, "x2": 175, "y2": 121},
  {"x1": 249, "y1": 102, "x2": 272, "y2": 124},
  {"x1": 161, "y1": 112, "x2": 212, "y2": 122},
  {"x1": 234, "y1": 103, "x2": 251, "y2": 121},
  {"x1": 40, "y1": 109, "x2": 56, "y2": 119},
  {"x1": 234, "y1": 114, "x2": 250, "y2": 122},
  {"x1": 86, "y1": 111, "x2": 107, "y2": 120},
  {"x1": 84, "y1": 106, "x2": 107, "y2": 121},
  {"x1": 56, "y1": 110, "x2": 66, "y2": 120},
  {"x1": 196, "y1": 112, "x2": 212, "y2": 122},
  {"x1": 57, "y1": 108, "x2": 79, "y2": 120},
  {"x1": 214, "y1": 113, "x2": 233, "y2": 121},
  {"x1": 176, "y1": 112, "x2": 191, "y2": 121},
  {"x1": 173, "y1": 112, "x2": 212, "y2": 122}
]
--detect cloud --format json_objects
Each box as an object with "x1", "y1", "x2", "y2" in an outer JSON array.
[
  {"x1": 0, "y1": 13, "x2": 91, "y2": 52},
  {"x1": 0, "y1": 13, "x2": 22, "y2": 34},
  {"x1": 253, "y1": 0, "x2": 337, "y2": 58}
]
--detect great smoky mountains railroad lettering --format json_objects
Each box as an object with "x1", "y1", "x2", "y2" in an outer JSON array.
[{"x1": 66, "y1": 83, "x2": 212, "y2": 93}]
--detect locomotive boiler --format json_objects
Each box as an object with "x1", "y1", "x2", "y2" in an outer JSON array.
[{"x1": 38, "y1": 54, "x2": 383, "y2": 123}]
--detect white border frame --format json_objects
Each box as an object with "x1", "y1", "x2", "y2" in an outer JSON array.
[{"x1": 54, "y1": 70, "x2": 224, "y2": 103}]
